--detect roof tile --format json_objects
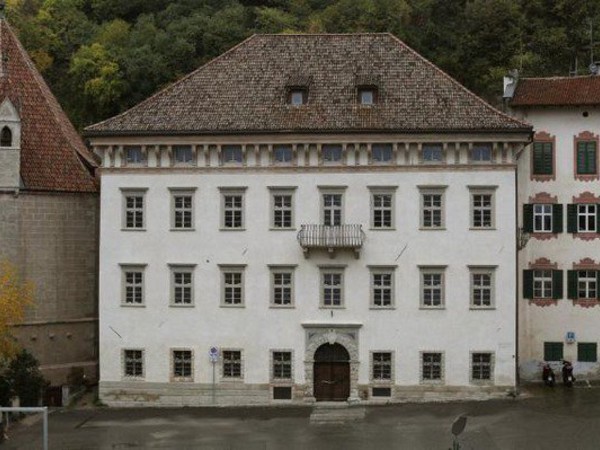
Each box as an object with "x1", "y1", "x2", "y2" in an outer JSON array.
[{"x1": 511, "y1": 76, "x2": 600, "y2": 107}]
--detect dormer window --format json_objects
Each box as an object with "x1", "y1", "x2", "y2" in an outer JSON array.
[
  {"x1": 358, "y1": 86, "x2": 377, "y2": 105},
  {"x1": 173, "y1": 145, "x2": 193, "y2": 164},
  {"x1": 221, "y1": 145, "x2": 243, "y2": 165},
  {"x1": 0, "y1": 126, "x2": 11, "y2": 147},
  {"x1": 288, "y1": 88, "x2": 307, "y2": 106},
  {"x1": 124, "y1": 146, "x2": 145, "y2": 165}
]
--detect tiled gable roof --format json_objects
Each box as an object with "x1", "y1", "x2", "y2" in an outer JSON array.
[
  {"x1": 87, "y1": 34, "x2": 529, "y2": 136},
  {"x1": 511, "y1": 76, "x2": 600, "y2": 107},
  {"x1": 0, "y1": 19, "x2": 97, "y2": 193}
]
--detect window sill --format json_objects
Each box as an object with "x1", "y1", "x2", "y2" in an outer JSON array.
[
  {"x1": 419, "y1": 306, "x2": 445, "y2": 310},
  {"x1": 171, "y1": 377, "x2": 194, "y2": 383},
  {"x1": 170, "y1": 228, "x2": 196, "y2": 232},
  {"x1": 369, "y1": 227, "x2": 396, "y2": 231},
  {"x1": 369, "y1": 306, "x2": 395, "y2": 310},
  {"x1": 121, "y1": 376, "x2": 145, "y2": 381},
  {"x1": 572, "y1": 232, "x2": 600, "y2": 241},
  {"x1": 269, "y1": 227, "x2": 296, "y2": 232},
  {"x1": 121, "y1": 228, "x2": 146, "y2": 232},
  {"x1": 469, "y1": 306, "x2": 496, "y2": 310},
  {"x1": 531, "y1": 174, "x2": 555, "y2": 182},
  {"x1": 169, "y1": 304, "x2": 195, "y2": 308},
  {"x1": 575, "y1": 173, "x2": 599, "y2": 181},
  {"x1": 572, "y1": 299, "x2": 600, "y2": 308},
  {"x1": 219, "y1": 228, "x2": 246, "y2": 232},
  {"x1": 528, "y1": 298, "x2": 558, "y2": 307},
  {"x1": 220, "y1": 304, "x2": 245, "y2": 308},
  {"x1": 469, "y1": 227, "x2": 496, "y2": 231},
  {"x1": 470, "y1": 379, "x2": 494, "y2": 385},
  {"x1": 419, "y1": 227, "x2": 446, "y2": 231},
  {"x1": 270, "y1": 305, "x2": 295, "y2": 309},
  {"x1": 121, "y1": 304, "x2": 146, "y2": 308},
  {"x1": 531, "y1": 232, "x2": 558, "y2": 241},
  {"x1": 420, "y1": 379, "x2": 444, "y2": 385},
  {"x1": 319, "y1": 305, "x2": 345, "y2": 309}
]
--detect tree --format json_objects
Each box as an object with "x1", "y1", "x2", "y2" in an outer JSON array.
[
  {"x1": 4, "y1": 350, "x2": 46, "y2": 407},
  {"x1": 0, "y1": 261, "x2": 33, "y2": 361}
]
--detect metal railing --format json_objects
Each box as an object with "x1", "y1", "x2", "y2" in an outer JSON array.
[
  {"x1": 1, "y1": 407, "x2": 48, "y2": 450},
  {"x1": 297, "y1": 224, "x2": 364, "y2": 249}
]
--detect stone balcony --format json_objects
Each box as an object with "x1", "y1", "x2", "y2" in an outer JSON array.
[{"x1": 297, "y1": 224, "x2": 364, "y2": 258}]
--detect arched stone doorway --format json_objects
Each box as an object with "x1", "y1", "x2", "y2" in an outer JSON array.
[{"x1": 313, "y1": 343, "x2": 350, "y2": 401}]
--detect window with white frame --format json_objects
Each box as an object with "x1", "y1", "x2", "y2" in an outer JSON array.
[
  {"x1": 471, "y1": 191, "x2": 494, "y2": 229},
  {"x1": 222, "y1": 350, "x2": 242, "y2": 378},
  {"x1": 321, "y1": 268, "x2": 344, "y2": 307},
  {"x1": 173, "y1": 145, "x2": 194, "y2": 164},
  {"x1": 122, "y1": 266, "x2": 145, "y2": 305},
  {"x1": 471, "y1": 144, "x2": 493, "y2": 162},
  {"x1": 578, "y1": 270, "x2": 597, "y2": 299},
  {"x1": 533, "y1": 269, "x2": 553, "y2": 299},
  {"x1": 422, "y1": 144, "x2": 443, "y2": 163},
  {"x1": 122, "y1": 190, "x2": 146, "y2": 229},
  {"x1": 124, "y1": 146, "x2": 145, "y2": 165},
  {"x1": 372, "y1": 352, "x2": 392, "y2": 381},
  {"x1": 172, "y1": 349, "x2": 193, "y2": 380},
  {"x1": 371, "y1": 268, "x2": 395, "y2": 308},
  {"x1": 220, "y1": 189, "x2": 245, "y2": 229},
  {"x1": 273, "y1": 145, "x2": 293, "y2": 164},
  {"x1": 271, "y1": 190, "x2": 294, "y2": 229},
  {"x1": 123, "y1": 349, "x2": 144, "y2": 377},
  {"x1": 270, "y1": 267, "x2": 294, "y2": 307},
  {"x1": 421, "y1": 190, "x2": 445, "y2": 229},
  {"x1": 421, "y1": 268, "x2": 445, "y2": 307},
  {"x1": 322, "y1": 192, "x2": 343, "y2": 226},
  {"x1": 421, "y1": 352, "x2": 443, "y2": 381},
  {"x1": 371, "y1": 144, "x2": 393, "y2": 164},
  {"x1": 272, "y1": 351, "x2": 292, "y2": 380},
  {"x1": 171, "y1": 190, "x2": 194, "y2": 230},
  {"x1": 371, "y1": 191, "x2": 394, "y2": 229},
  {"x1": 221, "y1": 145, "x2": 243, "y2": 165},
  {"x1": 470, "y1": 268, "x2": 495, "y2": 308},
  {"x1": 322, "y1": 144, "x2": 343, "y2": 164},
  {"x1": 577, "y1": 204, "x2": 597, "y2": 232},
  {"x1": 533, "y1": 204, "x2": 553, "y2": 232},
  {"x1": 471, "y1": 352, "x2": 493, "y2": 381},
  {"x1": 170, "y1": 266, "x2": 194, "y2": 306},
  {"x1": 221, "y1": 266, "x2": 244, "y2": 306}
]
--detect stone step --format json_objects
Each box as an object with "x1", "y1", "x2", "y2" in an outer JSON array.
[{"x1": 310, "y1": 405, "x2": 366, "y2": 424}]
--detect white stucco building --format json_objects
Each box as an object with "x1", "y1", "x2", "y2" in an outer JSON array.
[
  {"x1": 87, "y1": 34, "x2": 531, "y2": 406},
  {"x1": 506, "y1": 75, "x2": 600, "y2": 381}
]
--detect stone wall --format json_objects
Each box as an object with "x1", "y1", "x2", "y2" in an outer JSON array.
[{"x1": 0, "y1": 191, "x2": 99, "y2": 386}]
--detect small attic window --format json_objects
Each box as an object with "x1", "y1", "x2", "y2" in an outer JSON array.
[
  {"x1": 288, "y1": 88, "x2": 307, "y2": 106},
  {"x1": 0, "y1": 126, "x2": 12, "y2": 147},
  {"x1": 358, "y1": 86, "x2": 378, "y2": 105}
]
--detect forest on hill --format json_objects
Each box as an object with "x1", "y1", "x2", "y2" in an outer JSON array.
[{"x1": 6, "y1": 0, "x2": 600, "y2": 129}]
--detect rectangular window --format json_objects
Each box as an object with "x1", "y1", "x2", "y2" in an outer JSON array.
[
  {"x1": 220, "y1": 189, "x2": 245, "y2": 229},
  {"x1": 271, "y1": 267, "x2": 294, "y2": 307},
  {"x1": 578, "y1": 343, "x2": 597, "y2": 362},
  {"x1": 421, "y1": 269, "x2": 444, "y2": 307},
  {"x1": 322, "y1": 193, "x2": 343, "y2": 226},
  {"x1": 471, "y1": 192, "x2": 494, "y2": 229},
  {"x1": 222, "y1": 350, "x2": 242, "y2": 378},
  {"x1": 272, "y1": 351, "x2": 292, "y2": 380},
  {"x1": 371, "y1": 192, "x2": 394, "y2": 229},
  {"x1": 124, "y1": 146, "x2": 145, "y2": 165},
  {"x1": 371, "y1": 144, "x2": 393, "y2": 164},
  {"x1": 321, "y1": 268, "x2": 344, "y2": 307},
  {"x1": 577, "y1": 270, "x2": 597, "y2": 299},
  {"x1": 577, "y1": 141, "x2": 597, "y2": 175},
  {"x1": 271, "y1": 191, "x2": 294, "y2": 229},
  {"x1": 122, "y1": 266, "x2": 144, "y2": 305},
  {"x1": 577, "y1": 204, "x2": 597, "y2": 232},
  {"x1": 372, "y1": 352, "x2": 392, "y2": 381},
  {"x1": 422, "y1": 352, "x2": 442, "y2": 381},
  {"x1": 471, "y1": 144, "x2": 493, "y2": 162},
  {"x1": 221, "y1": 266, "x2": 245, "y2": 306},
  {"x1": 533, "y1": 270, "x2": 553, "y2": 299},
  {"x1": 471, "y1": 353, "x2": 493, "y2": 381},
  {"x1": 273, "y1": 145, "x2": 293, "y2": 164},
  {"x1": 544, "y1": 342, "x2": 563, "y2": 362},
  {"x1": 123, "y1": 349, "x2": 144, "y2": 377},
  {"x1": 172, "y1": 350, "x2": 193, "y2": 379},
  {"x1": 171, "y1": 266, "x2": 194, "y2": 306},
  {"x1": 171, "y1": 190, "x2": 194, "y2": 230},
  {"x1": 532, "y1": 141, "x2": 553, "y2": 175},
  {"x1": 122, "y1": 190, "x2": 146, "y2": 230},
  {"x1": 422, "y1": 144, "x2": 443, "y2": 163},
  {"x1": 173, "y1": 145, "x2": 194, "y2": 164},
  {"x1": 533, "y1": 204, "x2": 553, "y2": 232},
  {"x1": 221, "y1": 145, "x2": 243, "y2": 165},
  {"x1": 322, "y1": 144, "x2": 343, "y2": 164},
  {"x1": 471, "y1": 268, "x2": 494, "y2": 307},
  {"x1": 288, "y1": 88, "x2": 307, "y2": 106},
  {"x1": 421, "y1": 191, "x2": 444, "y2": 229},
  {"x1": 371, "y1": 269, "x2": 394, "y2": 308},
  {"x1": 358, "y1": 87, "x2": 377, "y2": 105}
]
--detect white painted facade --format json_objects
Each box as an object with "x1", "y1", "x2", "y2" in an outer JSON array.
[
  {"x1": 512, "y1": 105, "x2": 600, "y2": 380},
  {"x1": 93, "y1": 136, "x2": 525, "y2": 406}
]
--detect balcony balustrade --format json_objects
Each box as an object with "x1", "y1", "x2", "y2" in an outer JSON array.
[{"x1": 297, "y1": 224, "x2": 364, "y2": 258}]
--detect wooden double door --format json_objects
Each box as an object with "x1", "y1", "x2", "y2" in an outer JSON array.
[{"x1": 313, "y1": 343, "x2": 350, "y2": 402}]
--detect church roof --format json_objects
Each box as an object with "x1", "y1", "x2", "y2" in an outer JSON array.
[
  {"x1": 0, "y1": 18, "x2": 97, "y2": 193},
  {"x1": 86, "y1": 33, "x2": 530, "y2": 136}
]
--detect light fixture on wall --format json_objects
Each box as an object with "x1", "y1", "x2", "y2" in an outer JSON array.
[{"x1": 517, "y1": 228, "x2": 530, "y2": 251}]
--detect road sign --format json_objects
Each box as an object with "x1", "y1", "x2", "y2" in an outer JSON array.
[{"x1": 209, "y1": 346, "x2": 219, "y2": 362}]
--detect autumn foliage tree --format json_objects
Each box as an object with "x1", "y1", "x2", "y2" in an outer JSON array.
[{"x1": 0, "y1": 260, "x2": 33, "y2": 361}]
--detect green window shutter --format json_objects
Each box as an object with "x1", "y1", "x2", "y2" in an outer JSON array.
[
  {"x1": 523, "y1": 270, "x2": 534, "y2": 299},
  {"x1": 532, "y1": 143, "x2": 543, "y2": 175},
  {"x1": 588, "y1": 142, "x2": 597, "y2": 173},
  {"x1": 544, "y1": 342, "x2": 564, "y2": 361},
  {"x1": 597, "y1": 271, "x2": 600, "y2": 299},
  {"x1": 578, "y1": 343, "x2": 597, "y2": 362},
  {"x1": 552, "y1": 270, "x2": 563, "y2": 299},
  {"x1": 552, "y1": 204, "x2": 563, "y2": 233},
  {"x1": 523, "y1": 204, "x2": 534, "y2": 233},
  {"x1": 596, "y1": 204, "x2": 600, "y2": 233},
  {"x1": 567, "y1": 204, "x2": 578, "y2": 233},
  {"x1": 542, "y1": 143, "x2": 553, "y2": 175},
  {"x1": 567, "y1": 270, "x2": 578, "y2": 299}
]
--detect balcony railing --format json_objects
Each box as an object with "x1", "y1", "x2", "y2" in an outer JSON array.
[{"x1": 297, "y1": 224, "x2": 364, "y2": 258}]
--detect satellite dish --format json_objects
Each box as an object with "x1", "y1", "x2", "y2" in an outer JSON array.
[{"x1": 451, "y1": 415, "x2": 468, "y2": 436}]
